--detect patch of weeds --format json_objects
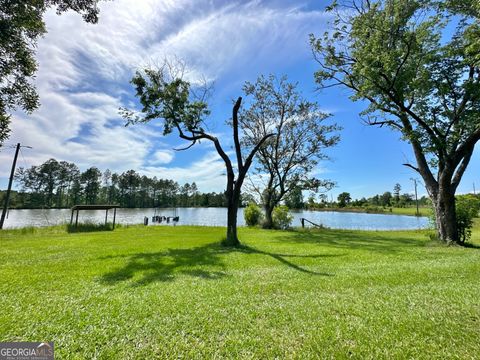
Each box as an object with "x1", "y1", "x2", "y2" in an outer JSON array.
[{"x1": 67, "y1": 221, "x2": 114, "y2": 233}]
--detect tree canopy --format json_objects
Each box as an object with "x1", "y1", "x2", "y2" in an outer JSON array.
[
  {"x1": 0, "y1": 0, "x2": 105, "y2": 145},
  {"x1": 14, "y1": 158, "x2": 229, "y2": 209},
  {"x1": 311, "y1": 0, "x2": 480, "y2": 243},
  {"x1": 122, "y1": 62, "x2": 274, "y2": 246},
  {"x1": 240, "y1": 74, "x2": 339, "y2": 228}
]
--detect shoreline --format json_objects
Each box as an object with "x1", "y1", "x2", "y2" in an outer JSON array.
[{"x1": 305, "y1": 207, "x2": 429, "y2": 217}]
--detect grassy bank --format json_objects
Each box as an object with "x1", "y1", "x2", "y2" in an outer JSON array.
[
  {"x1": 312, "y1": 206, "x2": 433, "y2": 217},
  {"x1": 0, "y1": 225, "x2": 479, "y2": 358}
]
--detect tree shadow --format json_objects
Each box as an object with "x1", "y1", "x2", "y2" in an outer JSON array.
[
  {"x1": 99, "y1": 243, "x2": 228, "y2": 286},
  {"x1": 460, "y1": 242, "x2": 480, "y2": 249},
  {"x1": 235, "y1": 245, "x2": 336, "y2": 276},
  {"x1": 275, "y1": 228, "x2": 427, "y2": 253},
  {"x1": 98, "y1": 241, "x2": 336, "y2": 286}
]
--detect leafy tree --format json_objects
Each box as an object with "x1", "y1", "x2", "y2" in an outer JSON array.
[
  {"x1": 118, "y1": 170, "x2": 140, "y2": 207},
  {"x1": 240, "y1": 75, "x2": 339, "y2": 228},
  {"x1": 311, "y1": 0, "x2": 480, "y2": 244},
  {"x1": 109, "y1": 172, "x2": 119, "y2": 205},
  {"x1": 380, "y1": 191, "x2": 392, "y2": 207},
  {"x1": 399, "y1": 193, "x2": 414, "y2": 207},
  {"x1": 100, "y1": 169, "x2": 112, "y2": 203},
  {"x1": 122, "y1": 62, "x2": 274, "y2": 246},
  {"x1": 180, "y1": 183, "x2": 191, "y2": 207},
  {"x1": 57, "y1": 161, "x2": 80, "y2": 207},
  {"x1": 284, "y1": 186, "x2": 304, "y2": 210},
  {"x1": 0, "y1": 0, "x2": 106, "y2": 145},
  {"x1": 190, "y1": 182, "x2": 199, "y2": 206},
  {"x1": 337, "y1": 192, "x2": 351, "y2": 208},
  {"x1": 138, "y1": 175, "x2": 152, "y2": 207},
  {"x1": 393, "y1": 183, "x2": 401, "y2": 204},
  {"x1": 81, "y1": 167, "x2": 101, "y2": 204},
  {"x1": 32, "y1": 158, "x2": 62, "y2": 207}
]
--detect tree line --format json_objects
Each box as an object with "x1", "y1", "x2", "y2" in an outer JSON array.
[
  {"x1": 332, "y1": 183, "x2": 429, "y2": 209},
  {"x1": 275, "y1": 183, "x2": 430, "y2": 210},
  {"x1": 11, "y1": 158, "x2": 228, "y2": 209},
  {"x1": 2, "y1": 0, "x2": 479, "y2": 245}
]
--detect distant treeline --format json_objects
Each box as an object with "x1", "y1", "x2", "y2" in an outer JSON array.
[
  {"x1": 306, "y1": 188, "x2": 431, "y2": 209},
  {"x1": 8, "y1": 158, "x2": 233, "y2": 209}
]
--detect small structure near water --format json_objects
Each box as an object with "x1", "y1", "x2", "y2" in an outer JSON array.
[
  {"x1": 150, "y1": 208, "x2": 179, "y2": 225},
  {"x1": 70, "y1": 205, "x2": 120, "y2": 229},
  {"x1": 151, "y1": 215, "x2": 180, "y2": 224}
]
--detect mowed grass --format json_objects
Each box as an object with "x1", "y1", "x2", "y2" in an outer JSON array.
[
  {"x1": 0, "y1": 223, "x2": 479, "y2": 359},
  {"x1": 389, "y1": 207, "x2": 433, "y2": 217}
]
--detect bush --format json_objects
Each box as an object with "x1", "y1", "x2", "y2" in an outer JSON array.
[
  {"x1": 456, "y1": 195, "x2": 480, "y2": 244},
  {"x1": 67, "y1": 221, "x2": 114, "y2": 233},
  {"x1": 272, "y1": 205, "x2": 293, "y2": 230},
  {"x1": 244, "y1": 203, "x2": 263, "y2": 227},
  {"x1": 430, "y1": 194, "x2": 480, "y2": 244}
]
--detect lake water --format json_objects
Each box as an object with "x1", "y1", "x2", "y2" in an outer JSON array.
[{"x1": 2, "y1": 207, "x2": 429, "y2": 230}]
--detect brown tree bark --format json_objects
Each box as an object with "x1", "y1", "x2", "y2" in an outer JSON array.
[{"x1": 432, "y1": 190, "x2": 457, "y2": 243}]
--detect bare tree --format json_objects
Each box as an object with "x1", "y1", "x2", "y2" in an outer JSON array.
[
  {"x1": 240, "y1": 75, "x2": 339, "y2": 228},
  {"x1": 122, "y1": 62, "x2": 274, "y2": 246}
]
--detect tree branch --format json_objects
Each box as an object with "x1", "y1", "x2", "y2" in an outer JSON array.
[
  {"x1": 451, "y1": 145, "x2": 474, "y2": 190},
  {"x1": 232, "y1": 97, "x2": 243, "y2": 172}
]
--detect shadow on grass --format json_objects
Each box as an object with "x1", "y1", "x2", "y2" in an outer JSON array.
[
  {"x1": 236, "y1": 245, "x2": 335, "y2": 276},
  {"x1": 99, "y1": 241, "x2": 334, "y2": 286},
  {"x1": 276, "y1": 228, "x2": 427, "y2": 253},
  {"x1": 461, "y1": 242, "x2": 480, "y2": 249},
  {"x1": 99, "y1": 243, "x2": 228, "y2": 286}
]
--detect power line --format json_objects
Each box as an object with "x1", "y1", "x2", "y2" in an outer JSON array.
[{"x1": 19, "y1": 146, "x2": 30, "y2": 169}]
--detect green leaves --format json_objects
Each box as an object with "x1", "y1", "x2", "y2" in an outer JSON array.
[
  {"x1": 312, "y1": 0, "x2": 480, "y2": 161},
  {"x1": 0, "y1": 0, "x2": 105, "y2": 145},
  {"x1": 122, "y1": 68, "x2": 210, "y2": 137},
  {"x1": 312, "y1": 0, "x2": 480, "y2": 243}
]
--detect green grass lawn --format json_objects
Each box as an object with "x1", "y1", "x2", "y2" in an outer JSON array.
[
  {"x1": 1, "y1": 224, "x2": 479, "y2": 359},
  {"x1": 389, "y1": 207, "x2": 433, "y2": 217},
  {"x1": 318, "y1": 206, "x2": 433, "y2": 217}
]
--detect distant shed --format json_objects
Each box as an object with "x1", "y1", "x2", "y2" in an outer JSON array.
[{"x1": 70, "y1": 205, "x2": 120, "y2": 229}]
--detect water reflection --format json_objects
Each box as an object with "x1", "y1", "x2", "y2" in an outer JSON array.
[{"x1": 3, "y1": 207, "x2": 429, "y2": 230}]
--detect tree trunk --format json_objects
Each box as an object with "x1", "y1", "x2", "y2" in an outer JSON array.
[
  {"x1": 431, "y1": 187, "x2": 458, "y2": 244},
  {"x1": 225, "y1": 201, "x2": 240, "y2": 247},
  {"x1": 223, "y1": 181, "x2": 241, "y2": 247},
  {"x1": 261, "y1": 187, "x2": 276, "y2": 229},
  {"x1": 262, "y1": 199, "x2": 275, "y2": 229},
  {"x1": 263, "y1": 203, "x2": 275, "y2": 229}
]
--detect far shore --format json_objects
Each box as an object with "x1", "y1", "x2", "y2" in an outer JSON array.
[{"x1": 307, "y1": 206, "x2": 431, "y2": 217}]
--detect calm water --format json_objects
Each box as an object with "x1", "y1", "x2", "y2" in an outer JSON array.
[{"x1": 2, "y1": 207, "x2": 429, "y2": 230}]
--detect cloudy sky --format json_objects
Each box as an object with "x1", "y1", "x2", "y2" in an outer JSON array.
[{"x1": 1, "y1": 0, "x2": 479, "y2": 199}]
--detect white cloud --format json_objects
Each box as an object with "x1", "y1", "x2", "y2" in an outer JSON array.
[
  {"x1": 142, "y1": 150, "x2": 227, "y2": 192},
  {"x1": 2, "y1": 0, "x2": 332, "y2": 192},
  {"x1": 151, "y1": 150, "x2": 175, "y2": 165}
]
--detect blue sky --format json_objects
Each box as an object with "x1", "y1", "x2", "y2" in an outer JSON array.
[{"x1": 1, "y1": 0, "x2": 479, "y2": 200}]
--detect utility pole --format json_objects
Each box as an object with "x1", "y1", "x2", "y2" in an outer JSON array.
[
  {"x1": 0, "y1": 143, "x2": 21, "y2": 229},
  {"x1": 473, "y1": 182, "x2": 476, "y2": 195}
]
